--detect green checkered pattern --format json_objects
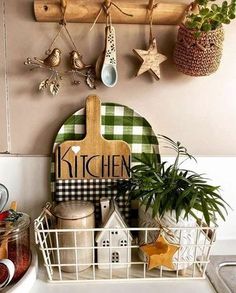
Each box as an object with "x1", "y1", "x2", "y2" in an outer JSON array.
[{"x1": 51, "y1": 103, "x2": 160, "y2": 198}]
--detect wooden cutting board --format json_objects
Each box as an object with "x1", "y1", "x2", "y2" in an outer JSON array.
[{"x1": 56, "y1": 95, "x2": 131, "y2": 180}]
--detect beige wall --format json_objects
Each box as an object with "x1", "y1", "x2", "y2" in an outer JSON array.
[
  {"x1": 0, "y1": 1, "x2": 8, "y2": 152},
  {"x1": 1, "y1": 0, "x2": 236, "y2": 156}
]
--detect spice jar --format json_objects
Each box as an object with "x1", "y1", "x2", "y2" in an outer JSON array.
[
  {"x1": 0, "y1": 213, "x2": 31, "y2": 286},
  {"x1": 53, "y1": 201, "x2": 95, "y2": 273}
]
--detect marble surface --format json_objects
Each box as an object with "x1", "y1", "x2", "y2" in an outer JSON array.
[{"x1": 206, "y1": 255, "x2": 236, "y2": 293}]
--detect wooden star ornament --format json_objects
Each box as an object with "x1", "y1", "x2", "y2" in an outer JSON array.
[
  {"x1": 133, "y1": 38, "x2": 167, "y2": 80},
  {"x1": 140, "y1": 233, "x2": 180, "y2": 270}
]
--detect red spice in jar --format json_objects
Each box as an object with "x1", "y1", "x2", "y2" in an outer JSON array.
[
  {"x1": 0, "y1": 243, "x2": 31, "y2": 284},
  {"x1": 0, "y1": 263, "x2": 9, "y2": 284},
  {"x1": 0, "y1": 212, "x2": 31, "y2": 286}
]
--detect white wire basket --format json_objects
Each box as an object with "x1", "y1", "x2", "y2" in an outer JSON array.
[{"x1": 34, "y1": 203, "x2": 217, "y2": 282}]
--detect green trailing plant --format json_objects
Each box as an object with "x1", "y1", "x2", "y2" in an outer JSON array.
[
  {"x1": 116, "y1": 135, "x2": 230, "y2": 226},
  {"x1": 185, "y1": 0, "x2": 236, "y2": 37}
]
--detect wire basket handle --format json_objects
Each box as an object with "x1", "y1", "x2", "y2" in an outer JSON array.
[
  {"x1": 197, "y1": 218, "x2": 217, "y2": 242},
  {"x1": 34, "y1": 202, "x2": 54, "y2": 244}
]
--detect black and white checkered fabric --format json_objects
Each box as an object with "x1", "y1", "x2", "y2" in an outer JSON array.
[{"x1": 56, "y1": 179, "x2": 131, "y2": 222}]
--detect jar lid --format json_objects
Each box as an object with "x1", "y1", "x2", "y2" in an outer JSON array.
[
  {"x1": 53, "y1": 201, "x2": 94, "y2": 220},
  {"x1": 0, "y1": 213, "x2": 30, "y2": 239}
]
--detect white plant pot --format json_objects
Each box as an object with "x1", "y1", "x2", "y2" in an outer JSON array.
[{"x1": 138, "y1": 205, "x2": 196, "y2": 270}]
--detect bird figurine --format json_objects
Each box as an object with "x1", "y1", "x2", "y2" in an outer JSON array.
[
  {"x1": 70, "y1": 50, "x2": 92, "y2": 71},
  {"x1": 34, "y1": 48, "x2": 61, "y2": 67}
]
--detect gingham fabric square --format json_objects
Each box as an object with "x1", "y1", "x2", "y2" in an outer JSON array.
[
  {"x1": 56, "y1": 179, "x2": 130, "y2": 222},
  {"x1": 51, "y1": 103, "x2": 160, "y2": 223}
]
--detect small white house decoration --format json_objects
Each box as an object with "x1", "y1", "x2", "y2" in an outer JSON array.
[{"x1": 96, "y1": 198, "x2": 133, "y2": 269}]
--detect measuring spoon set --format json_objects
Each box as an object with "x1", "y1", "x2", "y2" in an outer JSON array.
[{"x1": 96, "y1": 25, "x2": 118, "y2": 88}]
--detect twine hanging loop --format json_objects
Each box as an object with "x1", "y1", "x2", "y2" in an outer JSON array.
[
  {"x1": 154, "y1": 216, "x2": 175, "y2": 238},
  {"x1": 148, "y1": 0, "x2": 159, "y2": 45},
  {"x1": 90, "y1": 0, "x2": 133, "y2": 31}
]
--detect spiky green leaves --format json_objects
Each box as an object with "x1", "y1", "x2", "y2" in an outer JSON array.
[{"x1": 116, "y1": 135, "x2": 230, "y2": 226}]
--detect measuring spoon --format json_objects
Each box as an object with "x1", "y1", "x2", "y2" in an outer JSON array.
[
  {"x1": 101, "y1": 25, "x2": 118, "y2": 87},
  {"x1": 95, "y1": 26, "x2": 107, "y2": 80}
]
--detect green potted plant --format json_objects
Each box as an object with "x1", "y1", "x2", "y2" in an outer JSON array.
[
  {"x1": 173, "y1": 0, "x2": 236, "y2": 76},
  {"x1": 117, "y1": 135, "x2": 230, "y2": 270}
]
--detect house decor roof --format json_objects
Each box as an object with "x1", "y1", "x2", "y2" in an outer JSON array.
[{"x1": 96, "y1": 199, "x2": 133, "y2": 243}]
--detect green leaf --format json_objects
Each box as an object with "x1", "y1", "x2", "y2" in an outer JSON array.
[
  {"x1": 194, "y1": 16, "x2": 204, "y2": 22},
  {"x1": 210, "y1": 201, "x2": 226, "y2": 221},
  {"x1": 211, "y1": 4, "x2": 218, "y2": 11},
  {"x1": 215, "y1": 13, "x2": 225, "y2": 21},
  {"x1": 211, "y1": 20, "x2": 221, "y2": 30},
  {"x1": 176, "y1": 205, "x2": 183, "y2": 223},
  {"x1": 222, "y1": 1, "x2": 228, "y2": 8},
  {"x1": 184, "y1": 193, "x2": 198, "y2": 217},
  {"x1": 115, "y1": 134, "x2": 229, "y2": 224},
  {"x1": 200, "y1": 8, "x2": 210, "y2": 15},
  {"x1": 201, "y1": 196, "x2": 210, "y2": 225},
  {"x1": 175, "y1": 189, "x2": 192, "y2": 208},
  {"x1": 206, "y1": 11, "x2": 215, "y2": 18},
  {"x1": 189, "y1": 210, "x2": 200, "y2": 222},
  {"x1": 202, "y1": 22, "x2": 212, "y2": 31},
  {"x1": 144, "y1": 192, "x2": 154, "y2": 212},
  {"x1": 223, "y1": 18, "x2": 231, "y2": 23},
  {"x1": 194, "y1": 31, "x2": 202, "y2": 38},
  {"x1": 197, "y1": 0, "x2": 207, "y2": 5},
  {"x1": 152, "y1": 194, "x2": 161, "y2": 218}
]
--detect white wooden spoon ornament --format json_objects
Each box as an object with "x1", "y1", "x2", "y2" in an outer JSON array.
[{"x1": 101, "y1": 26, "x2": 118, "y2": 87}]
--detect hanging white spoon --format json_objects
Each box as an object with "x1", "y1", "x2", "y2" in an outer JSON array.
[
  {"x1": 101, "y1": 25, "x2": 118, "y2": 87},
  {"x1": 95, "y1": 27, "x2": 107, "y2": 80}
]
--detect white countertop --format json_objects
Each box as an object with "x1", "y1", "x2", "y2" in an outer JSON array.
[
  {"x1": 29, "y1": 240, "x2": 236, "y2": 293},
  {"x1": 31, "y1": 278, "x2": 215, "y2": 293}
]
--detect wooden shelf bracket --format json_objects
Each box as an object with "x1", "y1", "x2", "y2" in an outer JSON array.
[{"x1": 34, "y1": 0, "x2": 188, "y2": 25}]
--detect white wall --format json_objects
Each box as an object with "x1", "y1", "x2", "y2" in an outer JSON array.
[
  {"x1": 0, "y1": 155, "x2": 235, "y2": 240},
  {"x1": 0, "y1": 156, "x2": 50, "y2": 221}
]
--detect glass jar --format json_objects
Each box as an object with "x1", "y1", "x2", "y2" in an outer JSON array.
[{"x1": 0, "y1": 213, "x2": 31, "y2": 286}]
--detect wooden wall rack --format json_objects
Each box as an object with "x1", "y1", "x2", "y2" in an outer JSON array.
[{"x1": 34, "y1": 0, "x2": 188, "y2": 25}]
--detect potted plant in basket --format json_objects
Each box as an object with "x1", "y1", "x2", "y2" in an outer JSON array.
[
  {"x1": 117, "y1": 135, "x2": 230, "y2": 270},
  {"x1": 173, "y1": 0, "x2": 236, "y2": 76}
]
